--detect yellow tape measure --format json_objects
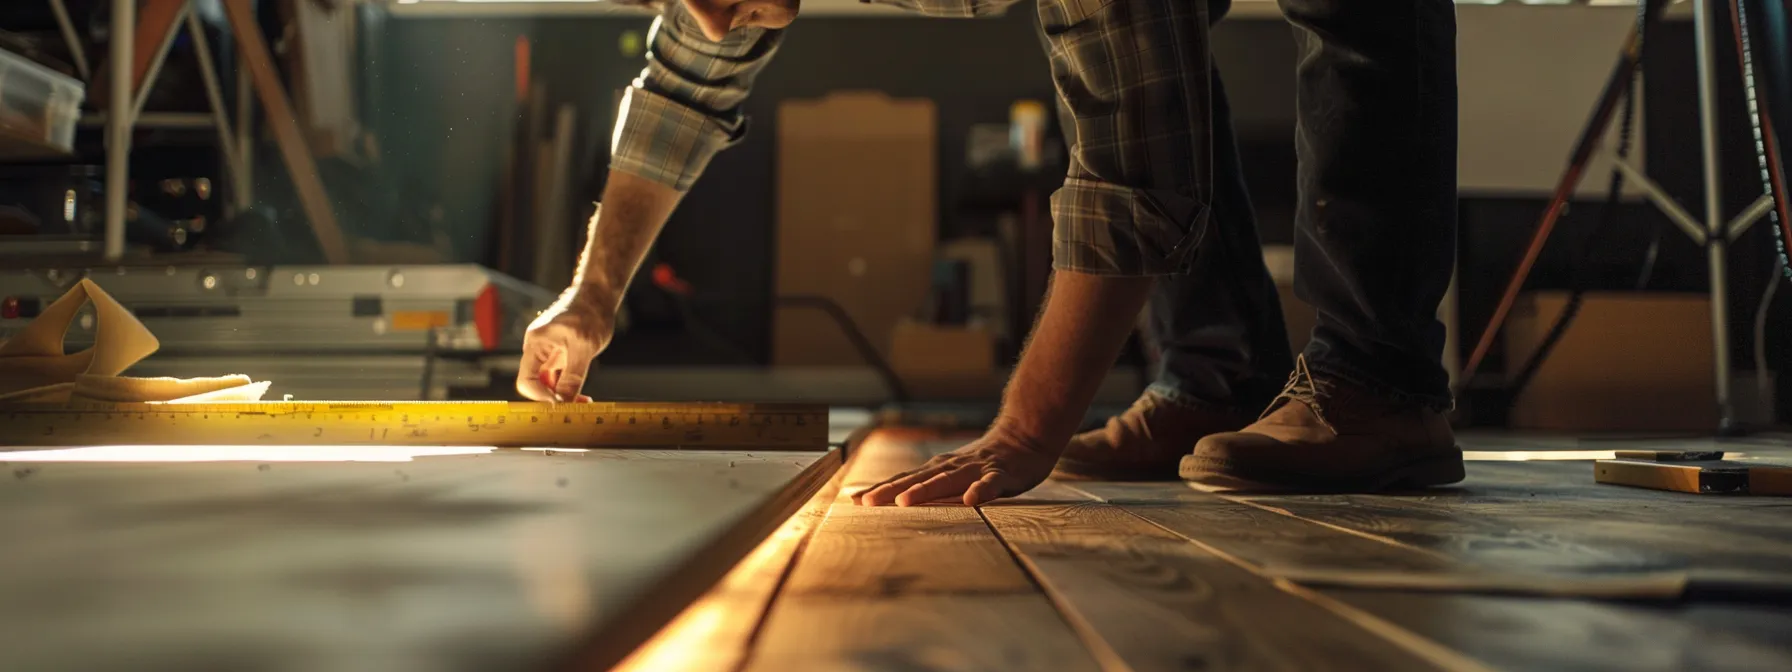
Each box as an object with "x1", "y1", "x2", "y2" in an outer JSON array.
[{"x1": 0, "y1": 401, "x2": 830, "y2": 449}]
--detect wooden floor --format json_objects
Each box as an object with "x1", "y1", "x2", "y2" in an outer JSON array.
[
  {"x1": 622, "y1": 429, "x2": 1792, "y2": 672},
  {"x1": 5, "y1": 427, "x2": 1789, "y2": 671}
]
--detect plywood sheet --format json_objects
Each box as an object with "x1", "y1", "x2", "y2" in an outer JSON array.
[{"x1": 0, "y1": 449, "x2": 829, "y2": 671}]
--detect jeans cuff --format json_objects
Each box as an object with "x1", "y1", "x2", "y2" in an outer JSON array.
[
  {"x1": 1303, "y1": 358, "x2": 1456, "y2": 413},
  {"x1": 1146, "y1": 378, "x2": 1270, "y2": 415}
]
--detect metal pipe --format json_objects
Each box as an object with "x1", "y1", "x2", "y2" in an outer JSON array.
[
  {"x1": 47, "y1": 0, "x2": 91, "y2": 82},
  {"x1": 183, "y1": 9, "x2": 250, "y2": 214},
  {"x1": 1612, "y1": 158, "x2": 1708, "y2": 243},
  {"x1": 1693, "y1": 0, "x2": 1736, "y2": 429},
  {"x1": 132, "y1": 2, "x2": 192, "y2": 123},
  {"x1": 104, "y1": 0, "x2": 136, "y2": 262},
  {"x1": 1727, "y1": 193, "x2": 1774, "y2": 242}
]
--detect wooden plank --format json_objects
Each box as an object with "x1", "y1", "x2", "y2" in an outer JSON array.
[
  {"x1": 1086, "y1": 458, "x2": 1792, "y2": 578},
  {"x1": 90, "y1": 0, "x2": 186, "y2": 107},
  {"x1": 1232, "y1": 463, "x2": 1792, "y2": 576},
  {"x1": 1419, "y1": 451, "x2": 1792, "y2": 512},
  {"x1": 562, "y1": 448, "x2": 843, "y2": 671},
  {"x1": 1071, "y1": 482, "x2": 1457, "y2": 575},
  {"x1": 1070, "y1": 479, "x2": 1792, "y2": 601},
  {"x1": 613, "y1": 454, "x2": 845, "y2": 672},
  {"x1": 1755, "y1": 465, "x2": 1792, "y2": 496},
  {"x1": 780, "y1": 498, "x2": 1034, "y2": 597},
  {"x1": 1053, "y1": 456, "x2": 1792, "y2": 670},
  {"x1": 134, "y1": 0, "x2": 189, "y2": 97},
  {"x1": 220, "y1": 0, "x2": 349, "y2": 264},
  {"x1": 751, "y1": 596, "x2": 1099, "y2": 671},
  {"x1": 1053, "y1": 482, "x2": 1792, "y2": 670},
  {"x1": 982, "y1": 483, "x2": 1460, "y2": 672},
  {"x1": 0, "y1": 449, "x2": 832, "y2": 671},
  {"x1": 1595, "y1": 459, "x2": 1745, "y2": 494},
  {"x1": 1325, "y1": 590, "x2": 1792, "y2": 672},
  {"x1": 1595, "y1": 459, "x2": 1792, "y2": 496},
  {"x1": 745, "y1": 430, "x2": 1101, "y2": 671}
]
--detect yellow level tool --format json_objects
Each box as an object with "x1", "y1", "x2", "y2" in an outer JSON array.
[{"x1": 0, "y1": 401, "x2": 830, "y2": 450}]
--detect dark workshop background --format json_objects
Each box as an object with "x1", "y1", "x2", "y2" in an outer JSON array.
[{"x1": 341, "y1": 5, "x2": 1791, "y2": 424}]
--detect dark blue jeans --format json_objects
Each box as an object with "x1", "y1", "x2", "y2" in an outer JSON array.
[{"x1": 1151, "y1": 0, "x2": 1459, "y2": 412}]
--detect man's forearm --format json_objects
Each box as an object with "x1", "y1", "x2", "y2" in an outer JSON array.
[
  {"x1": 570, "y1": 170, "x2": 682, "y2": 315},
  {"x1": 993, "y1": 270, "x2": 1154, "y2": 454}
]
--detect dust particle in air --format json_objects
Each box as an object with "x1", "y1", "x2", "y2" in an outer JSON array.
[
  {"x1": 557, "y1": 477, "x2": 569, "y2": 488},
  {"x1": 257, "y1": 464, "x2": 272, "y2": 472},
  {"x1": 14, "y1": 467, "x2": 38, "y2": 480}
]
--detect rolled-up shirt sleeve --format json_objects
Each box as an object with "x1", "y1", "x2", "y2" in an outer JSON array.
[
  {"x1": 610, "y1": 2, "x2": 783, "y2": 192},
  {"x1": 855, "y1": 0, "x2": 1021, "y2": 18},
  {"x1": 1038, "y1": 0, "x2": 1217, "y2": 276}
]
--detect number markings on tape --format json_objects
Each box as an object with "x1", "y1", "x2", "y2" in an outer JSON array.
[{"x1": 0, "y1": 401, "x2": 830, "y2": 449}]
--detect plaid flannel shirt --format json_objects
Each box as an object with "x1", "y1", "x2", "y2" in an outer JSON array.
[{"x1": 610, "y1": 0, "x2": 1214, "y2": 276}]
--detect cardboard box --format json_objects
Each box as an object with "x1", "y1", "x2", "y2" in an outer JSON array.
[
  {"x1": 1504, "y1": 292, "x2": 1716, "y2": 432},
  {"x1": 890, "y1": 319, "x2": 998, "y2": 399},
  {"x1": 774, "y1": 92, "x2": 937, "y2": 366}
]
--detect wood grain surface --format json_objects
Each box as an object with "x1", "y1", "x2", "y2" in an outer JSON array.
[
  {"x1": 1327, "y1": 590, "x2": 1792, "y2": 672},
  {"x1": 1237, "y1": 461, "x2": 1792, "y2": 576},
  {"x1": 746, "y1": 431, "x2": 1101, "y2": 672},
  {"x1": 982, "y1": 484, "x2": 1446, "y2": 672},
  {"x1": 614, "y1": 457, "x2": 847, "y2": 672},
  {"x1": 20, "y1": 426, "x2": 1786, "y2": 670},
  {"x1": 1059, "y1": 448, "x2": 1792, "y2": 671},
  {"x1": 1070, "y1": 482, "x2": 1458, "y2": 575}
]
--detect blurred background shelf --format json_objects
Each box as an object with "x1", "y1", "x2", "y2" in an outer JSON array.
[{"x1": 0, "y1": 128, "x2": 71, "y2": 161}]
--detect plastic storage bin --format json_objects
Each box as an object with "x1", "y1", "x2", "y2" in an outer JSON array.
[{"x1": 0, "y1": 47, "x2": 85, "y2": 157}]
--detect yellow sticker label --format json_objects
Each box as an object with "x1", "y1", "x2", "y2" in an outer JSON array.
[{"x1": 390, "y1": 311, "x2": 450, "y2": 331}]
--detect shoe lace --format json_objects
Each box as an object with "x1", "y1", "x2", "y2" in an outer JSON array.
[
  {"x1": 1263, "y1": 355, "x2": 1339, "y2": 435},
  {"x1": 1115, "y1": 391, "x2": 1163, "y2": 444}
]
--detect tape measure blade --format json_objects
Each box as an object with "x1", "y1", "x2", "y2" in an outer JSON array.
[{"x1": 0, "y1": 402, "x2": 830, "y2": 449}]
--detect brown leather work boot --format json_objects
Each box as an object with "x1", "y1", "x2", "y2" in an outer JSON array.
[
  {"x1": 1180, "y1": 356, "x2": 1464, "y2": 492},
  {"x1": 1052, "y1": 389, "x2": 1252, "y2": 481}
]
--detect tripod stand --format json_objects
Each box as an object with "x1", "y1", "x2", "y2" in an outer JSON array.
[{"x1": 1460, "y1": 0, "x2": 1792, "y2": 434}]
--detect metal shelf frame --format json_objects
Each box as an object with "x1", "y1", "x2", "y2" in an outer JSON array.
[
  {"x1": 1458, "y1": 0, "x2": 1784, "y2": 434},
  {"x1": 47, "y1": 0, "x2": 254, "y2": 260}
]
